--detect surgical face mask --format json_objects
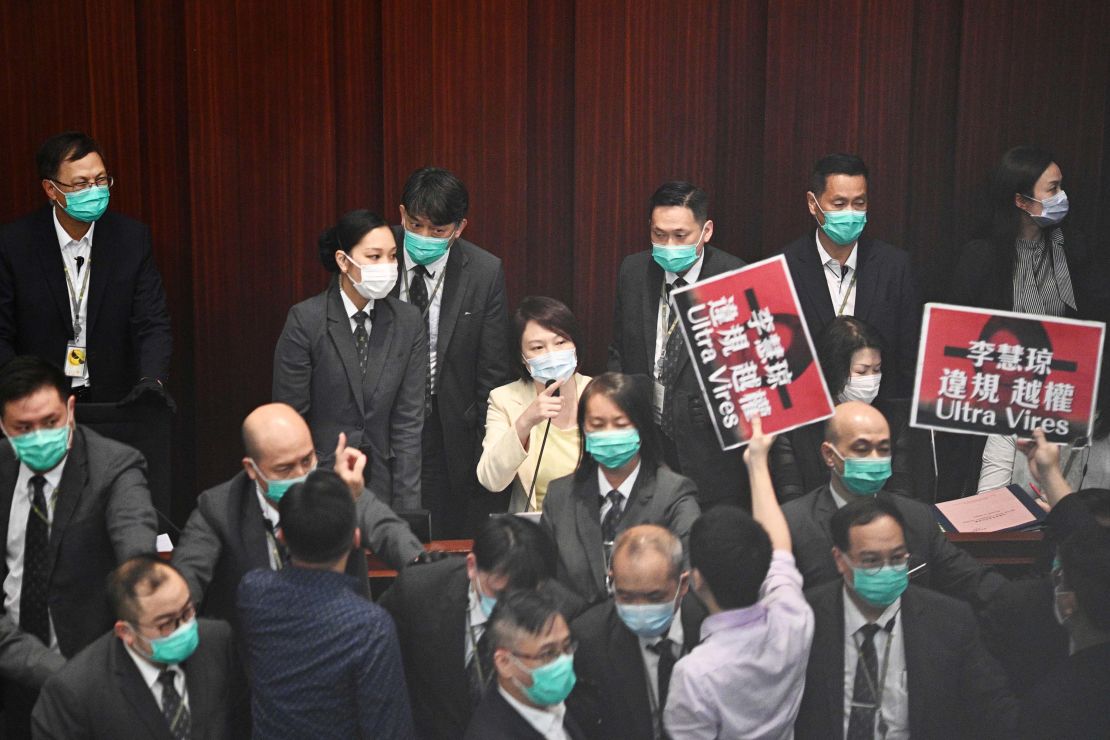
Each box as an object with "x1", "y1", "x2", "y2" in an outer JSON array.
[
  {"x1": 512, "y1": 652, "x2": 577, "y2": 706},
  {"x1": 343, "y1": 254, "x2": 397, "y2": 299},
  {"x1": 850, "y1": 562, "x2": 909, "y2": 608},
  {"x1": 651, "y1": 225, "x2": 706, "y2": 274},
  {"x1": 838, "y1": 372, "x2": 882, "y2": 405},
  {"x1": 474, "y1": 573, "x2": 498, "y2": 618},
  {"x1": 404, "y1": 228, "x2": 453, "y2": 266},
  {"x1": 812, "y1": 198, "x2": 867, "y2": 246},
  {"x1": 250, "y1": 460, "x2": 315, "y2": 503},
  {"x1": 615, "y1": 582, "x2": 682, "y2": 638},
  {"x1": 1022, "y1": 190, "x2": 1069, "y2": 228},
  {"x1": 585, "y1": 428, "x2": 641, "y2": 470},
  {"x1": 830, "y1": 447, "x2": 891, "y2": 496},
  {"x1": 5, "y1": 414, "x2": 72, "y2": 472},
  {"x1": 139, "y1": 618, "x2": 200, "y2": 665},
  {"x1": 526, "y1": 348, "x2": 577, "y2": 384},
  {"x1": 55, "y1": 184, "x2": 110, "y2": 222}
]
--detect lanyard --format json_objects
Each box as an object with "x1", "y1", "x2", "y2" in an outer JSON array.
[
  {"x1": 264, "y1": 527, "x2": 284, "y2": 571},
  {"x1": 657, "y1": 282, "x2": 681, "y2": 363},
  {"x1": 466, "y1": 612, "x2": 489, "y2": 688},
  {"x1": 836, "y1": 267, "x2": 857, "y2": 316},
  {"x1": 63, "y1": 257, "x2": 92, "y2": 336},
  {"x1": 401, "y1": 262, "x2": 447, "y2": 319},
  {"x1": 852, "y1": 615, "x2": 897, "y2": 739}
]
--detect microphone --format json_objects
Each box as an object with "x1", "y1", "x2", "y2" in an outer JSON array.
[
  {"x1": 75, "y1": 256, "x2": 85, "y2": 274},
  {"x1": 525, "y1": 379, "x2": 559, "y2": 511}
]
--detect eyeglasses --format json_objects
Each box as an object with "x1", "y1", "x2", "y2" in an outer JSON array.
[
  {"x1": 511, "y1": 638, "x2": 577, "y2": 664},
  {"x1": 51, "y1": 175, "x2": 115, "y2": 193},
  {"x1": 135, "y1": 602, "x2": 196, "y2": 638},
  {"x1": 846, "y1": 551, "x2": 911, "y2": 576}
]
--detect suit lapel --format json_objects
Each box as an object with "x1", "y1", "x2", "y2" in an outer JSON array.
[
  {"x1": 573, "y1": 475, "x2": 607, "y2": 596},
  {"x1": 900, "y1": 588, "x2": 929, "y2": 739},
  {"x1": 237, "y1": 476, "x2": 272, "y2": 572},
  {"x1": 851, "y1": 239, "x2": 875, "y2": 321},
  {"x1": 448, "y1": 568, "x2": 470, "y2": 672},
  {"x1": 361, "y1": 299, "x2": 396, "y2": 403},
  {"x1": 112, "y1": 637, "x2": 174, "y2": 740},
  {"x1": 814, "y1": 485, "x2": 838, "y2": 543},
  {"x1": 618, "y1": 466, "x2": 656, "y2": 534},
  {"x1": 794, "y1": 237, "x2": 837, "y2": 325},
  {"x1": 325, "y1": 282, "x2": 366, "y2": 418},
  {"x1": 435, "y1": 244, "x2": 469, "y2": 374},
  {"x1": 50, "y1": 428, "x2": 89, "y2": 562},
  {"x1": 0, "y1": 446, "x2": 18, "y2": 567},
  {"x1": 86, "y1": 218, "x2": 112, "y2": 334},
  {"x1": 34, "y1": 208, "x2": 75, "y2": 336},
  {"x1": 821, "y1": 586, "x2": 847, "y2": 740},
  {"x1": 608, "y1": 608, "x2": 655, "y2": 737},
  {"x1": 641, "y1": 258, "x2": 664, "y2": 368}
]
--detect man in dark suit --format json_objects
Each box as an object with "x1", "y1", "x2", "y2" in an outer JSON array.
[
  {"x1": 173, "y1": 402, "x2": 424, "y2": 634},
  {"x1": 31, "y1": 556, "x2": 246, "y2": 739},
  {"x1": 795, "y1": 497, "x2": 1018, "y2": 740},
  {"x1": 238, "y1": 470, "x2": 415, "y2": 738},
  {"x1": 569, "y1": 525, "x2": 706, "y2": 740},
  {"x1": 0, "y1": 131, "x2": 173, "y2": 405},
  {"x1": 380, "y1": 514, "x2": 559, "y2": 740},
  {"x1": 783, "y1": 401, "x2": 1006, "y2": 611},
  {"x1": 781, "y1": 153, "x2": 920, "y2": 396},
  {"x1": 466, "y1": 590, "x2": 586, "y2": 740},
  {"x1": 608, "y1": 181, "x2": 748, "y2": 510},
  {"x1": 392, "y1": 167, "x2": 513, "y2": 537},
  {"x1": 0, "y1": 356, "x2": 158, "y2": 737}
]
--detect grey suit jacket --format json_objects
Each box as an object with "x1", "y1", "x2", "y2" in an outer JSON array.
[
  {"x1": 31, "y1": 619, "x2": 247, "y2": 740},
  {"x1": 174, "y1": 470, "x2": 423, "y2": 630},
  {"x1": 273, "y1": 280, "x2": 427, "y2": 510},
  {"x1": 0, "y1": 426, "x2": 157, "y2": 689},
  {"x1": 540, "y1": 464, "x2": 700, "y2": 604}
]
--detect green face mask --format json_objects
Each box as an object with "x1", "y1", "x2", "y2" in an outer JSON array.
[
  {"x1": 142, "y1": 618, "x2": 200, "y2": 665},
  {"x1": 56, "y1": 185, "x2": 110, "y2": 223},
  {"x1": 813, "y1": 201, "x2": 867, "y2": 246},
  {"x1": 831, "y1": 448, "x2": 891, "y2": 496},
  {"x1": 513, "y1": 652, "x2": 577, "y2": 706},
  {"x1": 250, "y1": 460, "x2": 314, "y2": 503},
  {"x1": 403, "y1": 228, "x2": 453, "y2": 266},
  {"x1": 8, "y1": 420, "x2": 71, "y2": 472},
  {"x1": 585, "y1": 428, "x2": 641, "y2": 470},
  {"x1": 851, "y1": 563, "x2": 909, "y2": 608}
]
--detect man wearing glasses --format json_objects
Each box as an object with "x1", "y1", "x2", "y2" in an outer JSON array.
[
  {"x1": 466, "y1": 589, "x2": 587, "y2": 740},
  {"x1": 31, "y1": 556, "x2": 246, "y2": 738},
  {"x1": 0, "y1": 131, "x2": 172, "y2": 406}
]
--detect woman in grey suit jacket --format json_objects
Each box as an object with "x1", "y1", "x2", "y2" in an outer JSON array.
[
  {"x1": 273, "y1": 210, "x2": 427, "y2": 511},
  {"x1": 541, "y1": 372, "x2": 700, "y2": 605}
]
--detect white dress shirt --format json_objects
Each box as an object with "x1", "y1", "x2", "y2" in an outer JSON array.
[
  {"x1": 254, "y1": 485, "x2": 283, "y2": 570},
  {"x1": 53, "y1": 208, "x2": 94, "y2": 387},
  {"x1": 654, "y1": 253, "x2": 705, "y2": 369},
  {"x1": 464, "y1": 576, "x2": 490, "y2": 668},
  {"x1": 4, "y1": 459, "x2": 67, "y2": 648},
  {"x1": 842, "y1": 591, "x2": 908, "y2": 739},
  {"x1": 638, "y1": 606, "x2": 685, "y2": 729},
  {"x1": 338, "y1": 287, "x2": 374, "y2": 335},
  {"x1": 399, "y1": 249, "x2": 449, "y2": 388},
  {"x1": 498, "y1": 684, "x2": 568, "y2": 740},
  {"x1": 597, "y1": 461, "x2": 641, "y2": 524},
  {"x1": 815, "y1": 231, "x2": 858, "y2": 317},
  {"x1": 124, "y1": 642, "x2": 191, "y2": 714}
]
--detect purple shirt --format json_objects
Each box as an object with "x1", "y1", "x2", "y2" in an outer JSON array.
[{"x1": 664, "y1": 550, "x2": 814, "y2": 739}]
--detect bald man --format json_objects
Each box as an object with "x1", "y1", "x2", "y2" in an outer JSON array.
[
  {"x1": 173, "y1": 403, "x2": 423, "y2": 632},
  {"x1": 782, "y1": 401, "x2": 1006, "y2": 611}
]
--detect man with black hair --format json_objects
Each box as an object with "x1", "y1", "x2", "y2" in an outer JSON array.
[
  {"x1": 609, "y1": 181, "x2": 748, "y2": 510},
  {"x1": 32, "y1": 556, "x2": 246, "y2": 738},
  {"x1": 795, "y1": 497, "x2": 1018, "y2": 739},
  {"x1": 465, "y1": 590, "x2": 587, "y2": 740},
  {"x1": 392, "y1": 167, "x2": 513, "y2": 537},
  {"x1": 781, "y1": 153, "x2": 920, "y2": 396},
  {"x1": 237, "y1": 469, "x2": 414, "y2": 739},
  {"x1": 664, "y1": 418, "x2": 814, "y2": 738},
  {"x1": 0, "y1": 355, "x2": 157, "y2": 738},
  {"x1": 380, "y1": 514, "x2": 561, "y2": 739},
  {"x1": 0, "y1": 131, "x2": 173, "y2": 405}
]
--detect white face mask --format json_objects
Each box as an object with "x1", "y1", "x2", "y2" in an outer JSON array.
[
  {"x1": 1022, "y1": 190, "x2": 1069, "y2": 228},
  {"x1": 344, "y1": 255, "x2": 397, "y2": 299},
  {"x1": 837, "y1": 372, "x2": 882, "y2": 405}
]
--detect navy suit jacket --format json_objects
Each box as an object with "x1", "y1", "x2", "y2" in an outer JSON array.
[{"x1": 0, "y1": 206, "x2": 172, "y2": 400}]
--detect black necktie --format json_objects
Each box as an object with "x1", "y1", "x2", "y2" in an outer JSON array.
[
  {"x1": 847, "y1": 623, "x2": 881, "y2": 740},
  {"x1": 407, "y1": 266, "x2": 434, "y2": 416},
  {"x1": 352, "y1": 310, "x2": 370, "y2": 373},
  {"x1": 658, "y1": 278, "x2": 687, "y2": 438},
  {"x1": 263, "y1": 519, "x2": 290, "y2": 569},
  {"x1": 159, "y1": 670, "x2": 191, "y2": 740},
  {"x1": 600, "y1": 490, "x2": 624, "y2": 543},
  {"x1": 649, "y1": 637, "x2": 677, "y2": 712},
  {"x1": 20, "y1": 475, "x2": 51, "y2": 645},
  {"x1": 467, "y1": 626, "x2": 494, "y2": 706}
]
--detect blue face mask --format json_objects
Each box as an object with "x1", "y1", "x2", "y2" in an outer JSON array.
[
  {"x1": 403, "y1": 228, "x2": 453, "y2": 266},
  {"x1": 55, "y1": 184, "x2": 110, "y2": 223},
  {"x1": 474, "y1": 573, "x2": 497, "y2": 618},
  {"x1": 142, "y1": 618, "x2": 200, "y2": 665},
  {"x1": 250, "y1": 460, "x2": 315, "y2": 503},
  {"x1": 526, "y1": 348, "x2": 577, "y2": 383},
  {"x1": 586, "y1": 428, "x2": 641, "y2": 470},
  {"x1": 651, "y1": 225, "x2": 706, "y2": 274},
  {"x1": 851, "y1": 563, "x2": 909, "y2": 608},
  {"x1": 831, "y1": 448, "x2": 891, "y2": 496},
  {"x1": 813, "y1": 199, "x2": 867, "y2": 246},
  {"x1": 615, "y1": 582, "x2": 682, "y2": 638},
  {"x1": 513, "y1": 653, "x2": 577, "y2": 706}
]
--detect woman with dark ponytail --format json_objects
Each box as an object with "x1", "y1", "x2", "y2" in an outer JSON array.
[{"x1": 272, "y1": 209, "x2": 427, "y2": 511}]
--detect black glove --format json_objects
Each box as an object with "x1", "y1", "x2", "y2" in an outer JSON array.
[
  {"x1": 410, "y1": 550, "x2": 451, "y2": 566},
  {"x1": 118, "y1": 378, "x2": 177, "y2": 412}
]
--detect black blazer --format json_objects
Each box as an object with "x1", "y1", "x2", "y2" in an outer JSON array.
[
  {"x1": 782, "y1": 233, "x2": 921, "y2": 397},
  {"x1": 464, "y1": 684, "x2": 586, "y2": 740},
  {"x1": 31, "y1": 619, "x2": 247, "y2": 740},
  {"x1": 795, "y1": 582, "x2": 1018, "y2": 740},
  {"x1": 567, "y1": 595, "x2": 706, "y2": 740},
  {"x1": 608, "y1": 246, "x2": 749, "y2": 509},
  {"x1": 0, "y1": 206, "x2": 172, "y2": 400},
  {"x1": 782, "y1": 484, "x2": 1007, "y2": 612},
  {"x1": 392, "y1": 229, "x2": 514, "y2": 488}
]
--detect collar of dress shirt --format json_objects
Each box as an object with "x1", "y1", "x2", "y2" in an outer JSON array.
[
  {"x1": 664, "y1": 250, "x2": 705, "y2": 286},
  {"x1": 254, "y1": 483, "x2": 281, "y2": 530},
  {"x1": 52, "y1": 206, "x2": 95, "y2": 251},
  {"x1": 407, "y1": 247, "x2": 450, "y2": 279},
  {"x1": 843, "y1": 586, "x2": 901, "y2": 634},
  {"x1": 16, "y1": 455, "x2": 67, "y2": 513},
  {"x1": 597, "y1": 460, "x2": 641, "y2": 503},
  {"x1": 124, "y1": 640, "x2": 183, "y2": 693},
  {"x1": 498, "y1": 684, "x2": 567, "y2": 737},
  {"x1": 467, "y1": 574, "x2": 489, "y2": 629},
  {"x1": 699, "y1": 601, "x2": 768, "y2": 641},
  {"x1": 814, "y1": 230, "x2": 858, "y2": 272},
  {"x1": 828, "y1": 481, "x2": 850, "y2": 509},
  {"x1": 338, "y1": 285, "x2": 374, "y2": 321},
  {"x1": 638, "y1": 604, "x2": 685, "y2": 650}
]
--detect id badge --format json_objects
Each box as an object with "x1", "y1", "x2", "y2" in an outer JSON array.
[{"x1": 65, "y1": 344, "x2": 88, "y2": 378}]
